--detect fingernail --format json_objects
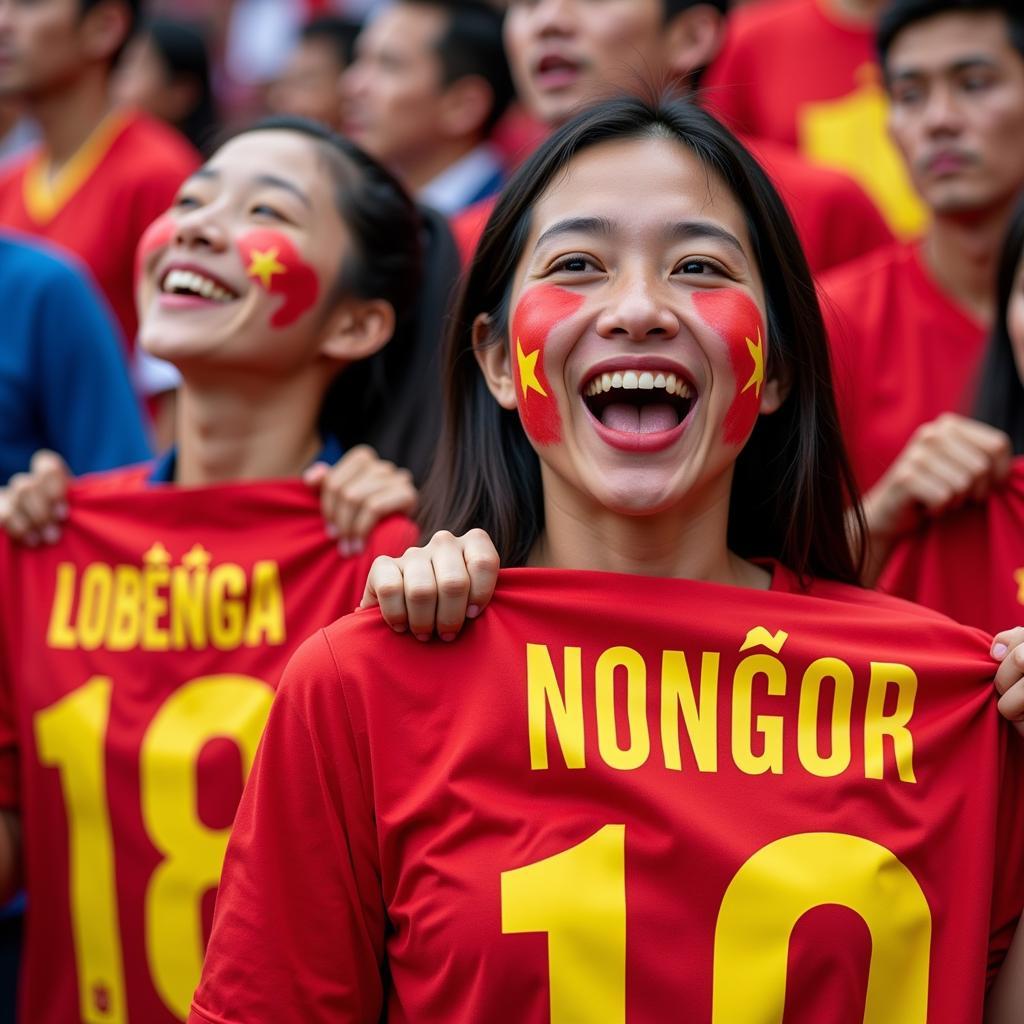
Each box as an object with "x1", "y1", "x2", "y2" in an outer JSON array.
[
  {"x1": 338, "y1": 539, "x2": 352, "y2": 557},
  {"x1": 325, "y1": 523, "x2": 338, "y2": 539},
  {"x1": 993, "y1": 642, "x2": 1009, "y2": 658},
  {"x1": 25, "y1": 531, "x2": 39, "y2": 547},
  {"x1": 351, "y1": 538, "x2": 365, "y2": 554},
  {"x1": 441, "y1": 633, "x2": 455, "y2": 642},
  {"x1": 414, "y1": 633, "x2": 430, "y2": 642},
  {"x1": 467, "y1": 604, "x2": 481, "y2": 619},
  {"x1": 55, "y1": 502, "x2": 69, "y2": 520},
  {"x1": 392, "y1": 622, "x2": 407, "y2": 633},
  {"x1": 41, "y1": 525, "x2": 60, "y2": 544}
]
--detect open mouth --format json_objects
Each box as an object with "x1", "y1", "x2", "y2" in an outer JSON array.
[
  {"x1": 535, "y1": 53, "x2": 582, "y2": 86},
  {"x1": 582, "y1": 369, "x2": 695, "y2": 436},
  {"x1": 160, "y1": 267, "x2": 239, "y2": 303}
]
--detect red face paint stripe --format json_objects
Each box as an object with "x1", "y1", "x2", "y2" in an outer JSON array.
[
  {"x1": 135, "y1": 213, "x2": 176, "y2": 286},
  {"x1": 237, "y1": 229, "x2": 320, "y2": 328},
  {"x1": 691, "y1": 289, "x2": 767, "y2": 446},
  {"x1": 510, "y1": 285, "x2": 584, "y2": 446}
]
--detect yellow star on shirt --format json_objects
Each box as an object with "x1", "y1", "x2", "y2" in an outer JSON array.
[
  {"x1": 741, "y1": 326, "x2": 765, "y2": 398},
  {"x1": 246, "y1": 247, "x2": 287, "y2": 289},
  {"x1": 516, "y1": 337, "x2": 547, "y2": 399}
]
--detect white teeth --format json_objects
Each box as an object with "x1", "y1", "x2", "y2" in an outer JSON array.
[
  {"x1": 161, "y1": 268, "x2": 234, "y2": 303},
  {"x1": 584, "y1": 369, "x2": 694, "y2": 399}
]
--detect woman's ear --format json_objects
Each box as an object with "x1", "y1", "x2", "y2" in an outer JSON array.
[
  {"x1": 472, "y1": 314, "x2": 517, "y2": 411},
  {"x1": 664, "y1": 4, "x2": 726, "y2": 84},
  {"x1": 759, "y1": 369, "x2": 790, "y2": 416},
  {"x1": 319, "y1": 298, "x2": 396, "y2": 364}
]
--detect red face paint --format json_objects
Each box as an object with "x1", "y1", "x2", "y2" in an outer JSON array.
[
  {"x1": 237, "y1": 229, "x2": 320, "y2": 328},
  {"x1": 510, "y1": 285, "x2": 584, "y2": 445},
  {"x1": 691, "y1": 289, "x2": 767, "y2": 445},
  {"x1": 134, "y1": 213, "x2": 176, "y2": 286}
]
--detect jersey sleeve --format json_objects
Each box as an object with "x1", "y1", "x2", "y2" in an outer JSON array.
[
  {"x1": 33, "y1": 256, "x2": 152, "y2": 474},
  {"x1": 190, "y1": 629, "x2": 385, "y2": 1024}
]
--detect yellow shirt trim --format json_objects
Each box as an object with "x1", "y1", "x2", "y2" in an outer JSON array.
[{"x1": 22, "y1": 110, "x2": 129, "y2": 224}]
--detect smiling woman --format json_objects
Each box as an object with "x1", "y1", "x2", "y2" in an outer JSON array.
[
  {"x1": 190, "y1": 99, "x2": 1024, "y2": 1024},
  {"x1": 422, "y1": 98, "x2": 862, "y2": 576}
]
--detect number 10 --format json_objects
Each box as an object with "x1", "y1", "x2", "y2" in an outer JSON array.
[{"x1": 501, "y1": 825, "x2": 931, "y2": 1022}]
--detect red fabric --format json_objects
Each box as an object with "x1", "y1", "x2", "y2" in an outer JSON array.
[
  {"x1": 450, "y1": 137, "x2": 892, "y2": 274},
  {"x1": 702, "y1": 0, "x2": 924, "y2": 237},
  {"x1": 704, "y1": 0, "x2": 875, "y2": 149},
  {"x1": 193, "y1": 566, "x2": 1024, "y2": 1022},
  {"x1": 451, "y1": 195, "x2": 495, "y2": 267},
  {"x1": 0, "y1": 111, "x2": 199, "y2": 348},
  {"x1": 0, "y1": 466, "x2": 415, "y2": 1024},
  {"x1": 820, "y1": 242, "x2": 986, "y2": 492},
  {"x1": 743, "y1": 137, "x2": 891, "y2": 272},
  {"x1": 880, "y1": 458, "x2": 1024, "y2": 635}
]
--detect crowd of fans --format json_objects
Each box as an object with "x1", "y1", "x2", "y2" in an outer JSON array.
[{"x1": 1, "y1": 0, "x2": 1024, "y2": 1020}]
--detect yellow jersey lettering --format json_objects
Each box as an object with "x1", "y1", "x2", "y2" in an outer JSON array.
[
  {"x1": 661, "y1": 650, "x2": 720, "y2": 773},
  {"x1": 527, "y1": 643, "x2": 585, "y2": 770},
  {"x1": 865, "y1": 662, "x2": 917, "y2": 783},
  {"x1": 797, "y1": 657, "x2": 855, "y2": 778},
  {"x1": 595, "y1": 647, "x2": 649, "y2": 771},
  {"x1": 46, "y1": 562, "x2": 79, "y2": 649}
]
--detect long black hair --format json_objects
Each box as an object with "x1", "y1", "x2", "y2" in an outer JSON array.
[
  {"x1": 974, "y1": 190, "x2": 1024, "y2": 451},
  {"x1": 420, "y1": 96, "x2": 865, "y2": 583},
  {"x1": 229, "y1": 116, "x2": 458, "y2": 483}
]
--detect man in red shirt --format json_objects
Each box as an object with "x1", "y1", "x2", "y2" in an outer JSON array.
[
  {"x1": 820, "y1": 0, "x2": 1024, "y2": 518},
  {"x1": 0, "y1": 0, "x2": 199, "y2": 353},
  {"x1": 703, "y1": 0, "x2": 926, "y2": 237},
  {"x1": 452, "y1": 0, "x2": 892, "y2": 274}
]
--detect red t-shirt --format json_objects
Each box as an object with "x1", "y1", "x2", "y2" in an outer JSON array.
[
  {"x1": 450, "y1": 135, "x2": 892, "y2": 275},
  {"x1": 192, "y1": 566, "x2": 1024, "y2": 1023},
  {"x1": 880, "y1": 458, "x2": 1024, "y2": 635},
  {"x1": 0, "y1": 109, "x2": 199, "y2": 348},
  {"x1": 820, "y1": 241, "x2": 987, "y2": 492},
  {"x1": 703, "y1": 0, "x2": 926, "y2": 238},
  {"x1": 0, "y1": 466, "x2": 416, "y2": 1024}
]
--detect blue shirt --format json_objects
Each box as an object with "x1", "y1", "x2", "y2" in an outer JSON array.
[{"x1": 0, "y1": 233, "x2": 151, "y2": 483}]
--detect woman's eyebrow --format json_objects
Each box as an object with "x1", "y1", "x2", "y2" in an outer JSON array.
[
  {"x1": 665, "y1": 221, "x2": 747, "y2": 260},
  {"x1": 182, "y1": 168, "x2": 312, "y2": 209},
  {"x1": 534, "y1": 216, "x2": 614, "y2": 250},
  {"x1": 252, "y1": 174, "x2": 312, "y2": 208}
]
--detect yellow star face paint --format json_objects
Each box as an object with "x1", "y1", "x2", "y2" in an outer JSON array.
[
  {"x1": 237, "y1": 229, "x2": 320, "y2": 328},
  {"x1": 511, "y1": 284, "x2": 584, "y2": 445},
  {"x1": 692, "y1": 289, "x2": 767, "y2": 445}
]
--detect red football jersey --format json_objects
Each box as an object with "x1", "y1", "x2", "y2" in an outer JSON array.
[
  {"x1": 821, "y1": 241, "x2": 986, "y2": 492},
  {"x1": 192, "y1": 567, "x2": 1024, "y2": 1023},
  {"x1": 880, "y1": 458, "x2": 1024, "y2": 635},
  {"x1": 0, "y1": 467, "x2": 416, "y2": 1024},
  {"x1": 0, "y1": 109, "x2": 199, "y2": 347},
  {"x1": 703, "y1": 0, "x2": 925, "y2": 237},
  {"x1": 450, "y1": 135, "x2": 891, "y2": 275}
]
